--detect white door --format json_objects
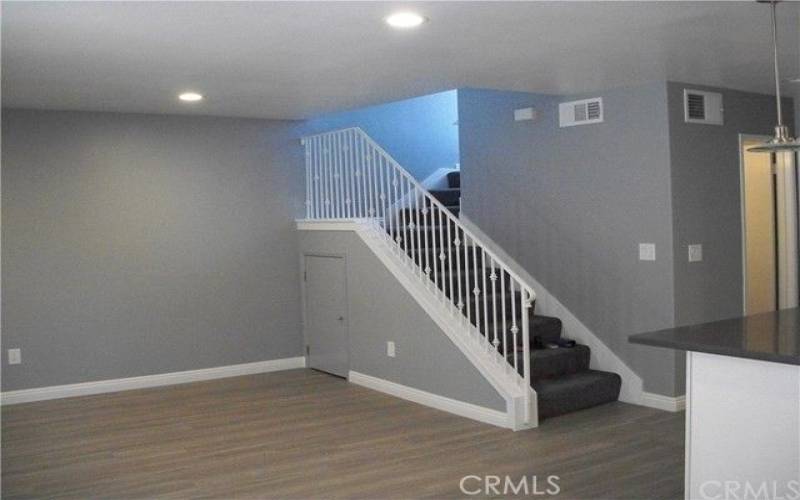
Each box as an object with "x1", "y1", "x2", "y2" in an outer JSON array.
[{"x1": 304, "y1": 255, "x2": 349, "y2": 377}]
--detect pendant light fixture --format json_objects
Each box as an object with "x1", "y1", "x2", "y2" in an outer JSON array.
[{"x1": 748, "y1": 0, "x2": 800, "y2": 153}]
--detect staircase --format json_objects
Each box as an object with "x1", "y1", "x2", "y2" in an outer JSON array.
[
  {"x1": 302, "y1": 127, "x2": 621, "y2": 424},
  {"x1": 424, "y1": 171, "x2": 621, "y2": 419}
]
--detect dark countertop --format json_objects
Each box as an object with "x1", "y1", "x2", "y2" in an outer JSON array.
[{"x1": 629, "y1": 308, "x2": 800, "y2": 365}]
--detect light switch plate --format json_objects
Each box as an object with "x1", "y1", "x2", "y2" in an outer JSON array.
[
  {"x1": 387, "y1": 341, "x2": 396, "y2": 358},
  {"x1": 514, "y1": 107, "x2": 536, "y2": 122},
  {"x1": 8, "y1": 348, "x2": 21, "y2": 365},
  {"x1": 688, "y1": 244, "x2": 703, "y2": 262},
  {"x1": 639, "y1": 243, "x2": 656, "y2": 261}
]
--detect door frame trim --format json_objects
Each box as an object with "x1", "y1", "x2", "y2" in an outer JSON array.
[{"x1": 300, "y1": 252, "x2": 350, "y2": 374}]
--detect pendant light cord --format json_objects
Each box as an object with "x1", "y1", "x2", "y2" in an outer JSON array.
[{"x1": 771, "y1": 0, "x2": 784, "y2": 127}]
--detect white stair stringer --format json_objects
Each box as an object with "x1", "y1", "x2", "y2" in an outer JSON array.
[{"x1": 353, "y1": 220, "x2": 538, "y2": 430}]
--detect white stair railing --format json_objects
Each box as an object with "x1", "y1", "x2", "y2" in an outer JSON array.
[{"x1": 302, "y1": 127, "x2": 536, "y2": 423}]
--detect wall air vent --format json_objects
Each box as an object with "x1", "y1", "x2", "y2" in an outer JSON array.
[
  {"x1": 559, "y1": 98, "x2": 603, "y2": 127},
  {"x1": 683, "y1": 89, "x2": 723, "y2": 125}
]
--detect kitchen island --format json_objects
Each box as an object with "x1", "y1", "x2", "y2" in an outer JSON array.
[{"x1": 630, "y1": 309, "x2": 799, "y2": 500}]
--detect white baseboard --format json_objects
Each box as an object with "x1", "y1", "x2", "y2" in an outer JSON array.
[
  {"x1": 639, "y1": 391, "x2": 686, "y2": 412},
  {"x1": 1, "y1": 357, "x2": 307, "y2": 405},
  {"x1": 348, "y1": 371, "x2": 509, "y2": 428}
]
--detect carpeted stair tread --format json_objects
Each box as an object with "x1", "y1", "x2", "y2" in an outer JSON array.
[
  {"x1": 458, "y1": 307, "x2": 563, "y2": 346},
  {"x1": 531, "y1": 345, "x2": 591, "y2": 380},
  {"x1": 532, "y1": 315, "x2": 563, "y2": 344},
  {"x1": 429, "y1": 188, "x2": 461, "y2": 206},
  {"x1": 533, "y1": 369, "x2": 622, "y2": 419}
]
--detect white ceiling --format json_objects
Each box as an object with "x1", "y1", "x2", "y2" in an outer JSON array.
[{"x1": 2, "y1": 1, "x2": 799, "y2": 120}]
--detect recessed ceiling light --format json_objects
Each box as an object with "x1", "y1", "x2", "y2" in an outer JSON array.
[
  {"x1": 385, "y1": 12, "x2": 427, "y2": 29},
  {"x1": 178, "y1": 92, "x2": 203, "y2": 102}
]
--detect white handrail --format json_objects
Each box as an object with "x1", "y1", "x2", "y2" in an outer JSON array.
[{"x1": 302, "y1": 127, "x2": 535, "y2": 422}]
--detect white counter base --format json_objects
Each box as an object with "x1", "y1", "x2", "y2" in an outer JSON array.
[{"x1": 685, "y1": 351, "x2": 800, "y2": 499}]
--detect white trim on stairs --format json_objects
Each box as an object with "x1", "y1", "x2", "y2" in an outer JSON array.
[
  {"x1": 349, "y1": 371, "x2": 510, "y2": 428},
  {"x1": 1, "y1": 357, "x2": 307, "y2": 405},
  {"x1": 639, "y1": 391, "x2": 686, "y2": 412},
  {"x1": 459, "y1": 213, "x2": 647, "y2": 407},
  {"x1": 296, "y1": 220, "x2": 363, "y2": 231}
]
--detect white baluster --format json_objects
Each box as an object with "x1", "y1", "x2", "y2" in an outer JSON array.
[
  {"x1": 464, "y1": 234, "x2": 472, "y2": 327},
  {"x1": 490, "y1": 257, "x2": 499, "y2": 353},
  {"x1": 398, "y1": 174, "x2": 408, "y2": 255},
  {"x1": 406, "y1": 177, "x2": 416, "y2": 268},
  {"x1": 365, "y1": 142, "x2": 374, "y2": 220},
  {"x1": 454, "y1": 224, "x2": 463, "y2": 319},
  {"x1": 446, "y1": 214, "x2": 455, "y2": 308},
  {"x1": 338, "y1": 132, "x2": 346, "y2": 218},
  {"x1": 343, "y1": 131, "x2": 351, "y2": 219},
  {"x1": 414, "y1": 188, "x2": 423, "y2": 278},
  {"x1": 315, "y1": 136, "x2": 322, "y2": 219},
  {"x1": 306, "y1": 137, "x2": 317, "y2": 219},
  {"x1": 303, "y1": 139, "x2": 310, "y2": 218},
  {"x1": 431, "y1": 204, "x2": 439, "y2": 291},
  {"x1": 320, "y1": 135, "x2": 331, "y2": 219},
  {"x1": 372, "y1": 148, "x2": 381, "y2": 228},
  {"x1": 350, "y1": 130, "x2": 358, "y2": 218},
  {"x1": 380, "y1": 157, "x2": 387, "y2": 235},
  {"x1": 392, "y1": 166, "x2": 401, "y2": 251},
  {"x1": 482, "y1": 249, "x2": 490, "y2": 348},
  {"x1": 353, "y1": 130, "x2": 360, "y2": 218},
  {"x1": 521, "y1": 289, "x2": 532, "y2": 421},
  {"x1": 421, "y1": 198, "x2": 430, "y2": 282},
  {"x1": 331, "y1": 132, "x2": 344, "y2": 219},
  {"x1": 354, "y1": 133, "x2": 362, "y2": 218},
  {"x1": 437, "y1": 206, "x2": 446, "y2": 297},
  {"x1": 510, "y1": 280, "x2": 518, "y2": 373},
  {"x1": 501, "y1": 270, "x2": 508, "y2": 363},
  {"x1": 472, "y1": 239, "x2": 481, "y2": 335}
]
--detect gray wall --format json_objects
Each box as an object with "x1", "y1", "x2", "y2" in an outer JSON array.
[
  {"x1": 457, "y1": 83, "x2": 793, "y2": 397},
  {"x1": 2, "y1": 109, "x2": 306, "y2": 391},
  {"x1": 298, "y1": 230, "x2": 506, "y2": 411},
  {"x1": 666, "y1": 83, "x2": 792, "y2": 394},
  {"x1": 668, "y1": 82, "x2": 794, "y2": 328},
  {"x1": 458, "y1": 84, "x2": 681, "y2": 396}
]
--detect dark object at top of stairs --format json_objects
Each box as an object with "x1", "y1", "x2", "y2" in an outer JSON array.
[{"x1": 447, "y1": 171, "x2": 460, "y2": 189}]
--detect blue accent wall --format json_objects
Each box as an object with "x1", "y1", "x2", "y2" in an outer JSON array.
[{"x1": 304, "y1": 90, "x2": 459, "y2": 181}]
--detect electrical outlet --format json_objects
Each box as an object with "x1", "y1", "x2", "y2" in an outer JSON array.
[
  {"x1": 8, "y1": 348, "x2": 21, "y2": 365},
  {"x1": 639, "y1": 243, "x2": 656, "y2": 261},
  {"x1": 387, "y1": 341, "x2": 396, "y2": 358},
  {"x1": 688, "y1": 244, "x2": 703, "y2": 262}
]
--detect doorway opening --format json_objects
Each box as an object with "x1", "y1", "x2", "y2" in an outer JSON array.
[{"x1": 739, "y1": 134, "x2": 799, "y2": 314}]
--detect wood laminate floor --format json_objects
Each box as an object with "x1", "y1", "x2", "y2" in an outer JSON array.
[{"x1": 2, "y1": 369, "x2": 684, "y2": 499}]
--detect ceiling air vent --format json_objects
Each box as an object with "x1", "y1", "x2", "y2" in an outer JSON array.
[
  {"x1": 559, "y1": 98, "x2": 603, "y2": 127},
  {"x1": 683, "y1": 89, "x2": 723, "y2": 125}
]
